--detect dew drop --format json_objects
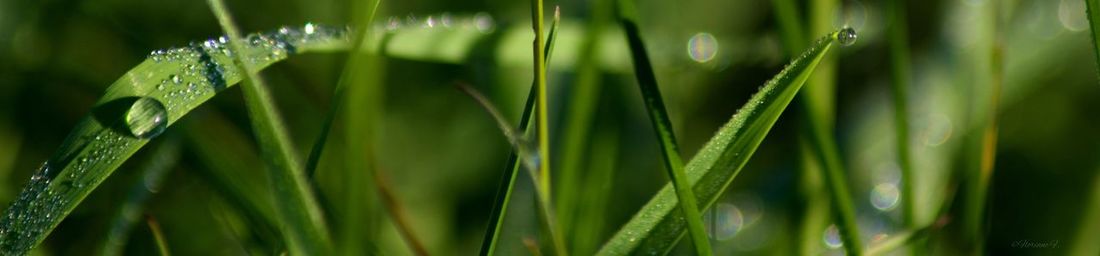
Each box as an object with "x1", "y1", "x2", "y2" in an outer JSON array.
[
  {"x1": 304, "y1": 23, "x2": 316, "y2": 34},
  {"x1": 837, "y1": 27, "x2": 857, "y2": 46},
  {"x1": 823, "y1": 224, "x2": 844, "y2": 249},
  {"x1": 125, "y1": 97, "x2": 168, "y2": 139}
]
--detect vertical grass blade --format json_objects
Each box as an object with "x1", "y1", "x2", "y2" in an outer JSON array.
[
  {"x1": 531, "y1": 2, "x2": 567, "y2": 254},
  {"x1": 557, "y1": 0, "x2": 612, "y2": 250},
  {"x1": 479, "y1": 10, "x2": 561, "y2": 255},
  {"x1": 614, "y1": 0, "x2": 711, "y2": 254},
  {"x1": 964, "y1": 1, "x2": 1003, "y2": 253},
  {"x1": 802, "y1": 88, "x2": 863, "y2": 256},
  {"x1": 341, "y1": 0, "x2": 387, "y2": 253},
  {"x1": 570, "y1": 129, "x2": 619, "y2": 255},
  {"x1": 597, "y1": 30, "x2": 841, "y2": 255},
  {"x1": 303, "y1": 0, "x2": 381, "y2": 178},
  {"x1": 885, "y1": 0, "x2": 915, "y2": 231},
  {"x1": 1087, "y1": 0, "x2": 1100, "y2": 79},
  {"x1": 205, "y1": 0, "x2": 332, "y2": 254},
  {"x1": 884, "y1": 0, "x2": 918, "y2": 254}
]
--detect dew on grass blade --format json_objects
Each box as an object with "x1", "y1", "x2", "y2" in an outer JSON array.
[
  {"x1": 823, "y1": 224, "x2": 844, "y2": 249},
  {"x1": 125, "y1": 97, "x2": 168, "y2": 139},
  {"x1": 837, "y1": 27, "x2": 857, "y2": 46}
]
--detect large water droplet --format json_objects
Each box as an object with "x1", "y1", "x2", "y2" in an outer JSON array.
[
  {"x1": 837, "y1": 27, "x2": 857, "y2": 46},
  {"x1": 125, "y1": 97, "x2": 168, "y2": 139}
]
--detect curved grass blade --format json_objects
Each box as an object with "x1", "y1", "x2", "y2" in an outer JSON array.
[
  {"x1": 205, "y1": 0, "x2": 333, "y2": 254},
  {"x1": 596, "y1": 30, "x2": 842, "y2": 255},
  {"x1": 0, "y1": 23, "x2": 349, "y2": 254},
  {"x1": 615, "y1": 0, "x2": 710, "y2": 254}
]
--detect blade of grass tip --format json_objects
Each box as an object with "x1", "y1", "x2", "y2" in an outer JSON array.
[
  {"x1": 530, "y1": 6, "x2": 560, "y2": 255},
  {"x1": 1088, "y1": 0, "x2": 1100, "y2": 80},
  {"x1": 884, "y1": 0, "x2": 917, "y2": 254},
  {"x1": 596, "y1": 29, "x2": 842, "y2": 255},
  {"x1": 478, "y1": 12, "x2": 559, "y2": 254},
  {"x1": 145, "y1": 214, "x2": 171, "y2": 256},
  {"x1": 100, "y1": 137, "x2": 181, "y2": 256},
  {"x1": 800, "y1": 29, "x2": 864, "y2": 254},
  {"x1": 615, "y1": 0, "x2": 711, "y2": 254},
  {"x1": 204, "y1": 0, "x2": 332, "y2": 254},
  {"x1": 557, "y1": 0, "x2": 611, "y2": 246}
]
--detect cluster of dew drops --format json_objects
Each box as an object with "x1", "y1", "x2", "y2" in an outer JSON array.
[
  {"x1": 383, "y1": 13, "x2": 496, "y2": 33},
  {"x1": 0, "y1": 17, "x2": 507, "y2": 251},
  {"x1": 0, "y1": 24, "x2": 354, "y2": 253},
  {"x1": 136, "y1": 23, "x2": 351, "y2": 140}
]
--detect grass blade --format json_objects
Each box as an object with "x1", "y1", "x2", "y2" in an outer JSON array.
[
  {"x1": 614, "y1": 0, "x2": 711, "y2": 254},
  {"x1": 885, "y1": 0, "x2": 918, "y2": 254},
  {"x1": 0, "y1": 24, "x2": 347, "y2": 254},
  {"x1": 145, "y1": 214, "x2": 171, "y2": 256},
  {"x1": 1088, "y1": 0, "x2": 1100, "y2": 79},
  {"x1": 204, "y1": 0, "x2": 332, "y2": 254},
  {"x1": 557, "y1": 0, "x2": 612, "y2": 250},
  {"x1": 478, "y1": 8, "x2": 562, "y2": 255},
  {"x1": 478, "y1": 84, "x2": 537, "y2": 256},
  {"x1": 596, "y1": 29, "x2": 841, "y2": 255}
]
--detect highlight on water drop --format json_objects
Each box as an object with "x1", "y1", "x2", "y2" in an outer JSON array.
[{"x1": 125, "y1": 97, "x2": 169, "y2": 139}]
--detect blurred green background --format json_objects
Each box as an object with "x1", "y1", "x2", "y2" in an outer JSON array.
[{"x1": 1, "y1": 0, "x2": 1099, "y2": 255}]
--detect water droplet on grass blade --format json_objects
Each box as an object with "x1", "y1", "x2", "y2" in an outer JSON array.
[
  {"x1": 823, "y1": 224, "x2": 844, "y2": 248},
  {"x1": 125, "y1": 97, "x2": 168, "y2": 139},
  {"x1": 837, "y1": 27, "x2": 857, "y2": 46}
]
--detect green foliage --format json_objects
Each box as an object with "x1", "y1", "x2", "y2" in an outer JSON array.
[{"x1": 597, "y1": 29, "x2": 839, "y2": 255}]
